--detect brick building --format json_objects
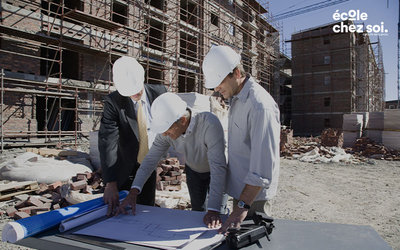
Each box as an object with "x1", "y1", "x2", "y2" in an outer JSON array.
[
  {"x1": 290, "y1": 20, "x2": 384, "y2": 136},
  {"x1": 0, "y1": 0, "x2": 280, "y2": 147}
]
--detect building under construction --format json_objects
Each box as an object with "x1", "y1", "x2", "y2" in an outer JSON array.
[
  {"x1": 0, "y1": 0, "x2": 280, "y2": 149},
  {"x1": 290, "y1": 20, "x2": 385, "y2": 136}
]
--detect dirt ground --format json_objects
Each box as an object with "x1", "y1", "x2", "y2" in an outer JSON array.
[
  {"x1": 273, "y1": 158, "x2": 400, "y2": 250},
  {"x1": 0, "y1": 157, "x2": 399, "y2": 249}
]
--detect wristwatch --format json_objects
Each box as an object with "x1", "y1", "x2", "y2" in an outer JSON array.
[{"x1": 237, "y1": 200, "x2": 251, "y2": 209}]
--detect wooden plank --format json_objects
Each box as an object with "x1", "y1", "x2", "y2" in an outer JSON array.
[{"x1": 0, "y1": 181, "x2": 40, "y2": 201}]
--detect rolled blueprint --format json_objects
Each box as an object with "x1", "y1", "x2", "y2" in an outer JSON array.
[
  {"x1": 59, "y1": 204, "x2": 107, "y2": 232},
  {"x1": 2, "y1": 190, "x2": 128, "y2": 243}
]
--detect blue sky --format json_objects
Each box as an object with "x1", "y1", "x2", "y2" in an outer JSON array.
[{"x1": 268, "y1": 0, "x2": 398, "y2": 101}]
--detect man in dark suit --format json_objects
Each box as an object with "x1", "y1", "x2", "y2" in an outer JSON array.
[{"x1": 99, "y1": 56, "x2": 166, "y2": 216}]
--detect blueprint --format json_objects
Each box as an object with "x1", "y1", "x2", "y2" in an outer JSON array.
[{"x1": 73, "y1": 204, "x2": 221, "y2": 249}]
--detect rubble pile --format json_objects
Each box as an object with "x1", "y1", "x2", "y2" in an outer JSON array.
[
  {"x1": 280, "y1": 132, "x2": 321, "y2": 157},
  {"x1": 280, "y1": 130, "x2": 400, "y2": 162},
  {"x1": 0, "y1": 172, "x2": 104, "y2": 219},
  {"x1": 347, "y1": 137, "x2": 400, "y2": 161},
  {"x1": 155, "y1": 157, "x2": 190, "y2": 210}
]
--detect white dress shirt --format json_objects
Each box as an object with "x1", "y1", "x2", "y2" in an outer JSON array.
[{"x1": 227, "y1": 75, "x2": 280, "y2": 201}]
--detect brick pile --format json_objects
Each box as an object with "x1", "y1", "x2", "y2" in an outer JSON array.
[
  {"x1": 1, "y1": 172, "x2": 104, "y2": 220},
  {"x1": 346, "y1": 137, "x2": 400, "y2": 161},
  {"x1": 280, "y1": 136, "x2": 321, "y2": 157},
  {"x1": 321, "y1": 128, "x2": 344, "y2": 148},
  {"x1": 156, "y1": 158, "x2": 186, "y2": 192}
]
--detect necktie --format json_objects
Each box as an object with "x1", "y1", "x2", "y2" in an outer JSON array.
[{"x1": 137, "y1": 100, "x2": 149, "y2": 164}]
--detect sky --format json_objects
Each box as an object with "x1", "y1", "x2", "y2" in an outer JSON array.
[{"x1": 268, "y1": 0, "x2": 398, "y2": 101}]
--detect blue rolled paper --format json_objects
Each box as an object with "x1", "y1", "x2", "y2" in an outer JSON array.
[{"x1": 2, "y1": 190, "x2": 128, "y2": 243}]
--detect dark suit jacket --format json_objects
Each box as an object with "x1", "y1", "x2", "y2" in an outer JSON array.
[{"x1": 98, "y1": 84, "x2": 167, "y2": 189}]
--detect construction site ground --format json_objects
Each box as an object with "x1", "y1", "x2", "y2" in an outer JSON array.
[{"x1": 0, "y1": 153, "x2": 399, "y2": 249}]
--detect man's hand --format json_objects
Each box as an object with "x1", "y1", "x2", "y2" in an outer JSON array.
[
  {"x1": 203, "y1": 210, "x2": 222, "y2": 229},
  {"x1": 116, "y1": 188, "x2": 139, "y2": 216},
  {"x1": 218, "y1": 207, "x2": 248, "y2": 235},
  {"x1": 103, "y1": 182, "x2": 119, "y2": 217}
]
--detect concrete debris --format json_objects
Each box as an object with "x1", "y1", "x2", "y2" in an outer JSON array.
[
  {"x1": 281, "y1": 130, "x2": 400, "y2": 162},
  {"x1": 293, "y1": 147, "x2": 354, "y2": 164}
]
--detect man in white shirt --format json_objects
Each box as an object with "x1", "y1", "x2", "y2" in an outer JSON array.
[{"x1": 202, "y1": 46, "x2": 280, "y2": 233}]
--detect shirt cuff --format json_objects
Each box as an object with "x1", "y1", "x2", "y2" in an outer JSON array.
[
  {"x1": 131, "y1": 185, "x2": 142, "y2": 193},
  {"x1": 244, "y1": 172, "x2": 270, "y2": 188},
  {"x1": 207, "y1": 208, "x2": 220, "y2": 213}
]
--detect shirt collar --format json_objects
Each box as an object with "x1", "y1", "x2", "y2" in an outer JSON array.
[
  {"x1": 182, "y1": 108, "x2": 196, "y2": 138},
  {"x1": 233, "y1": 74, "x2": 251, "y2": 103},
  {"x1": 131, "y1": 89, "x2": 147, "y2": 105}
]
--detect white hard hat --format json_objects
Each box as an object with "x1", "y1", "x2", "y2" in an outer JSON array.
[
  {"x1": 202, "y1": 45, "x2": 241, "y2": 89},
  {"x1": 150, "y1": 92, "x2": 188, "y2": 134},
  {"x1": 112, "y1": 56, "x2": 145, "y2": 96}
]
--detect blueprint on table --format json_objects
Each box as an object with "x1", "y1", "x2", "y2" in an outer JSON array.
[{"x1": 73, "y1": 204, "x2": 220, "y2": 249}]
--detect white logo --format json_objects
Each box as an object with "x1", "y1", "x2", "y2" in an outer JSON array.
[{"x1": 332, "y1": 10, "x2": 388, "y2": 36}]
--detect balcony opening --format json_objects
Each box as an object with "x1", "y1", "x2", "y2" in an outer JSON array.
[
  {"x1": 178, "y1": 70, "x2": 196, "y2": 92},
  {"x1": 36, "y1": 96, "x2": 76, "y2": 132},
  {"x1": 180, "y1": 0, "x2": 198, "y2": 27},
  {"x1": 112, "y1": 1, "x2": 127, "y2": 25},
  {"x1": 180, "y1": 32, "x2": 197, "y2": 61},
  {"x1": 145, "y1": 19, "x2": 165, "y2": 51}
]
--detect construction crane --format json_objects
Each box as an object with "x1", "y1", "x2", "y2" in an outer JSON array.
[{"x1": 272, "y1": 0, "x2": 350, "y2": 21}]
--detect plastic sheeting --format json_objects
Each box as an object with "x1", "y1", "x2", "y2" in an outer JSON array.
[{"x1": 0, "y1": 152, "x2": 93, "y2": 184}]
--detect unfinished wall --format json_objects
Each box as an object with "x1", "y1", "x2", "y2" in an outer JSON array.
[
  {"x1": 291, "y1": 20, "x2": 384, "y2": 136},
  {"x1": 0, "y1": 0, "x2": 279, "y2": 147}
]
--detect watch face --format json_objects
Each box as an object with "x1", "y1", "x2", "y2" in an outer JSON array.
[{"x1": 238, "y1": 200, "x2": 245, "y2": 208}]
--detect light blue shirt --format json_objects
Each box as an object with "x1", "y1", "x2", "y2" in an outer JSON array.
[
  {"x1": 227, "y1": 76, "x2": 280, "y2": 201},
  {"x1": 130, "y1": 90, "x2": 156, "y2": 147}
]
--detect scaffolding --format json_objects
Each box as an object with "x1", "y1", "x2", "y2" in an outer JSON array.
[{"x1": 0, "y1": 0, "x2": 279, "y2": 150}]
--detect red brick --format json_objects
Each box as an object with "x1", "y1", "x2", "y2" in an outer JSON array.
[
  {"x1": 165, "y1": 158, "x2": 178, "y2": 165},
  {"x1": 70, "y1": 180, "x2": 87, "y2": 191},
  {"x1": 76, "y1": 173, "x2": 88, "y2": 181},
  {"x1": 14, "y1": 200, "x2": 27, "y2": 209},
  {"x1": 14, "y1": 212, "x2": 30, "y2": 219},
  {"x1": 31, "y1": 207, "x2": 50, "y2": 215},
  {"x1": 38, "y1": 196, "x2": 53, "y2": 203},
  {"x1": 161, "y1": 164, "x2": 172, "y2": 172},
  {"x1": 48, "y1": 181, "x2": 62, "y2": 190},
  {"x1": 37, "y1": 183, "x2": 49, "y2": 193},
  {"x1": 6, "y1": 207, "x2": 17, "y2": 217},
  {"x1": 26, "y1": 197, "x2": 44, "y2": 207},
  {"x1": 162, "y1": 176, "x2": 176, "y2": 181},
  {"x1": 169, "y1": 171, "x2": 181, "y2": 177},
  {"x1": 18, "y1": 206, "x2": 37, "y2": 215}
]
